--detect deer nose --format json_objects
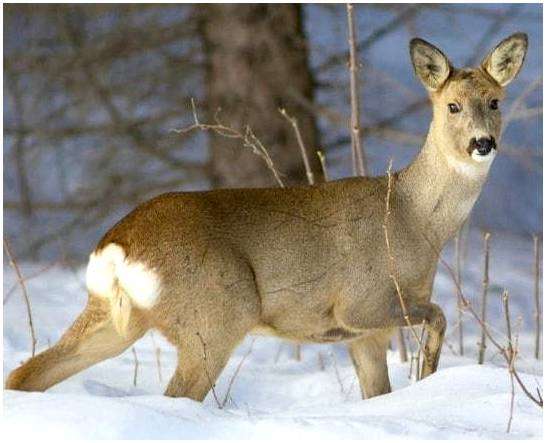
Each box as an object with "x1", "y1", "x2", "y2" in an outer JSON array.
[{"x1": 471, "y1": 137, "x2": 496, "y2": 155}]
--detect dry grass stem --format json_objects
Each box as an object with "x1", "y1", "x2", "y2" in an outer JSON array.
[
  {"x1": 4, "y1": 237, "x2": 37, "y2": 357},
  {"x1": 222, "y1": 338, "x2": 256, "y2": 408}
]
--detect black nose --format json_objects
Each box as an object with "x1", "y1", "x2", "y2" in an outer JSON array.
[{"x1": 471, "y1": 137, "x2": 496, "y2": 155}]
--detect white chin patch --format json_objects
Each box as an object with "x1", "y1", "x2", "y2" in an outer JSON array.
[
  {"x1": 471, "y1": 149, "x2": 497, "y2": 163},
  {"x1": 86, "y1": 243, "x2": 160, "y2": 309}
]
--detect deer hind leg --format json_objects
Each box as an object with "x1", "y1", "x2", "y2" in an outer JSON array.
[
  {"x1": 161, "y1": 298, "x2": 259, "y2": 401},
  {"x1": 5, "y1": 295, "x2": 148, "y2": 392},
  {"x1": 157, "y1": 254, "x2": 261, "y2": 401},
  {"x1": 349, "y1": 330, "x2": 392, "y2": 399},
  {"x1": 163, "y1": 331, "x2": 243, "y2": 401}
]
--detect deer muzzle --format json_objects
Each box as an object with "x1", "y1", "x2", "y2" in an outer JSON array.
[{"x1": 468, "y1": 136, "x2": 497, "y2": 157}]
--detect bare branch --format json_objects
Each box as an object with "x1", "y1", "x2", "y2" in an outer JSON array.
[
  {"x1": 330, "y1": 350, "x2": 345, "y2": 394},
  {"x1": 279, "y1": 108, "x2": 315, "y2": 185},
  {"x1": 346, "y1": 4, "x2": 367, "y2": 177},
  {"x1": 426, "y1": 236, "x2": 543, "y2": 408},
  {"x1": 174, "y1": 99, "x2": 285, "y2": 188},
  {"x1": 503, "y1": 292, "x2": 518, "y2": 434},
  {"x1": 478, "y1": 231, "x2": 491, "y2": 365},
  {"x1": 318, "y1": 351, "x2": 326, "y2": 371},
  {"x1": 397, "y1": 328, "x2": 408, "y2": 363},
  {"x1": 131, "y1": 346, "x2": 139, "y2": 387},
  {"x1": 149, "y1": 331, "x2": 163, "y2": 384},
  {"x1": 454, "y1": 231, "x2": 465, "y2": 356},
  {"x1": 533, "y1": 234, "x2": 542, "y2": 359},
  {"x1": 319, "y1": 5, "x2": 420, "y2": 72},
  {"x1": 4, "y1": 237, "x2": 37, "y2": 357},
  {"x1": 316, "y1": 150, "x2": 330, "y2": 182},
  {"x1": 4, "y1": 260, "x2": 60, "y2": 305}
]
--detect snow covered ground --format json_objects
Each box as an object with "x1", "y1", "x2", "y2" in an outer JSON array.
[{"x1": 3, "y1": 229, "x2": 543, "y2": 439}]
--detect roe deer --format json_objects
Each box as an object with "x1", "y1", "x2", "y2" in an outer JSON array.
[{"x1": 6, "y1": 33, "x2": 528, "y2": 400}]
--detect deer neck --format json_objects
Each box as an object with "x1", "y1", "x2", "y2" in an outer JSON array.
[{"x1": 397, "y1": 126, "x2": 489, "y2": 248}]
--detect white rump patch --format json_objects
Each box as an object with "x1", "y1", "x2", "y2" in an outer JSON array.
[{"x1": 86, "y1": 243, "x2": 160, "y2": 309}]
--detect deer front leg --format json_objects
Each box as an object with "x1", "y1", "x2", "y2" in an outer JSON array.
[
  {"x1": 338, "y1": 298, "x2": 446, "y2": 379},
  {"x1": 349, "y1": 330, "x2": 392, "y2": 399},
  {"x1": 419, "y1": 304, "x2": 446, "y2": 378}
]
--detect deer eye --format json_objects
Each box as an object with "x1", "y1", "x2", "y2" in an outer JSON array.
[
  {"x1": 448, "y1": 103, "x2": 460, "y2": 114},
  {"x1": 489, "y1": 99, "x2": 499, "y2": 110}
]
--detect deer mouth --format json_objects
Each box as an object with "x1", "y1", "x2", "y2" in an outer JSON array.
[{"x1": 467, "y1": 137, "x2": 497, "y2": 161}]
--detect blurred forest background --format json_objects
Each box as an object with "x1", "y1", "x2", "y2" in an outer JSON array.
[{"x1": 3, "y1": 3, "x2": 542, "y2": 262}]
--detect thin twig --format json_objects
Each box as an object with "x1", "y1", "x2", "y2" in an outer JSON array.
[
  {"x1": 131, "y1": 346, "x2": 139, "y2": 387},
  {"x1": 383, "y1": 160, "x2": 428, "y2": 372},
  {"x1": 174, "y1": 98, "x2": 285, "y2": 188},
  {"x1": 409, "y1": 348, "x2": 414, "y2": 380},
  {"x1": 4, "y1": 237, "x2": 37, "y2": 356},
  {"x1": 454, "y1": 230, "x2": 465, "y2": 356},
  {"x1": 222, "y1": 338, "x2": 255, "y2": 408},
  {"x1": 195, "y1": 331, "x2": 222, "y2": 408},
  {"x1": 274, "y1": 343, "x2": 283, "y2": 364},
  {"x1": 397, "y1": 328, "x2": 408, "y2": 363},
  {"x1": 346, "y1": 3, "x2": 367, "y2": 176},
  {"x1": 318, "y1": 352, "x2": 326, "y2": 371},
  {"x1": 4, "y1": 260, "x2": 60, "y2": 305},
  {"x1": 293, "y1": 344, "x2": 302, "y2": 362},
  {"x1": 414, "y1": 320, "x2": 427, "y2": 381},
  {"x1": 533, "y1": 234, "x2": 541, "y2": 359},
  {"x1": 503, "y1": 291, "x2": 513, "y2": 357},
  {"x1": 279, "y1": 108, "x2": 315, "y2": 185},
  {"x1": 149, "y1": 331, "x2": 163, "y2": 384},
  {"x1": 427, "y1": 237, "x2": 543, "y2": 408},
  {"x1": 330, "y1": 350, "x2": 345, "y2": 394},
  {"x1": 502, "y1": 76, "x2": 543, "y2": 136},
  {"x1": 503, "y1": 293, "x2": 517, "y2": 434},
  {"x1": 478, "y1": 231, "x2": 491, "y2": 365},
  {"x1": 316, "y1": 150, "x2": 330, "y2": 182}
]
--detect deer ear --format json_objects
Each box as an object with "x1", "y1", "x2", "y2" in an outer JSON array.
[
  {"x1": 410, "y1": 38, "x2": 452, "y2": 91},
  {"x1": 481, "y1": 33, "x2": 528, "y2": 87}
]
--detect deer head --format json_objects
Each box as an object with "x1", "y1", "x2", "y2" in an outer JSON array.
[{"x1": 410, "y1": 33, "x2": 528, "y2": 175}]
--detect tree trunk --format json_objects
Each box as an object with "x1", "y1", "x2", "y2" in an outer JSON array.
[{"x1": 199, "y1": 4, "x2": 322, "y2": 188}]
